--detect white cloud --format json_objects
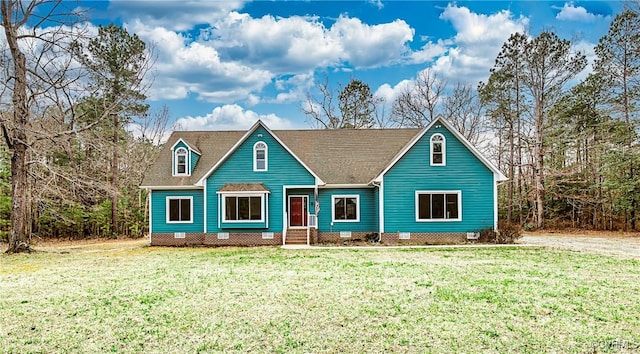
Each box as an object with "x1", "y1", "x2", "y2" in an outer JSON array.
[
  {"x1": 128, "y1": 20, "x2": 273, "y2": 102},
  {"x1": 328, "y1": 16, "x2": 414, "y2": 68},
  {"x1": 108, "y1": 0, "x2": 245, "y2": 31},
  {"x1": 126, "y1": 10, "x2": 415, "y2": 103},
  {"x1": 210, "y1": 13, "x2": 414, "y2": 72},
  {"x1": 246, "y1": 94, "x2": 260, "y2": 107},
  {"x1": 173, "y1": 104, "x2": 296, "y2": 131},
  {"x1": 374, "y1": 80, "x2": 413, "y2": 103},
  {"x1": 571, "y1": 39, "x2": 598, "y2": 83},
  {"x1": 555, "y1": 2, "x2": 600, "y2": 22},
  {"x1": 209, "y1": 12, "x2": 341, "y2": 73},
  {"x1": 432, "y1": 5, "x2": 529, "y2": 84},
  {"x1": 271, "y1": 72, "x2": 315, "y2": 104},
  {"x1": 409, "y1": 39, "x2": 450, "y2": 64}
]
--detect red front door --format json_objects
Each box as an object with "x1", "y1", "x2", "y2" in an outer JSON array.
[{"x1": 289, "y1": 196, "x2": 307, "y2": 227}]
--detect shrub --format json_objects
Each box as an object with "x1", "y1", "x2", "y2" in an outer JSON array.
[
  {"x1": 495, "y1": 221, "x2": 523, "y2": 244},
  {"x1": 365, "y1": 232, "x2": 379, "y2": 243},
  {"x1": 476, "y1": 222, "x2": 522, "y2": 244}
]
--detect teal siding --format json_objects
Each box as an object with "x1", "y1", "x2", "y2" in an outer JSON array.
[
  {"x1": 317, "y1": 188, "x2": 377, "y2": 232},
  {"x1": 383, "y1": 125, "x2": 494, "y2": 233},
  {"x1": 191, "y1": 152, "x2": 200, "y2": 174},
  {"x1": 206, "y1": 126, "x2": 315, "y2": 233},
  {"x1": 151, "y1": 189, "x2": 204, "y2": 233},
  {"x1": 173, "y1": 140, "x2": 189, "y2": 150}
]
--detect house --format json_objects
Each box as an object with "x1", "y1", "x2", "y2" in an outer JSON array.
[{"x1": 140, "y1": 117, "x2": 507, "y2": 246}]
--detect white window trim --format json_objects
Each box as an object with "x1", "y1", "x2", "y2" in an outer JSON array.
[
  {"x1": 173, "y1": 147, "x2": 190, "y2": 176},
  {"x1": 221, "y1": 192, "x2": 267, "y2": 223},
  {"x1": 430, "y1": 133, "x2": 446, "y2": 166},
  {"x1": 331, "y1": 195, "x2": 360, "y2": 223},
  {"x1": 253, "y1": 141, "x2": 268, "y2": 172},
  {"x1": 415, "y1": 190, "x2": 462, "y2": 222},
  {"x1": 166, "y1": 196, "x2": 194, "y2": 224}
]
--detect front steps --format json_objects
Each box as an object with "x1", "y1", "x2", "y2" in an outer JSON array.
[{"x1": 285, "y1": 229, "x2": 308, "y2": 245}]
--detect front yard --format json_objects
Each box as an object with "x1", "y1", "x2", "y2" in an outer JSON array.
[{"x1": 1, "y1": 240, "x2": 639, "y2": 353}]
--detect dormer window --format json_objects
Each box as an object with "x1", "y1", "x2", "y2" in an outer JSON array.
[
  {"x1": 430, "y1": 134, "x2": 446, "y2": 166},
  {"x1": 254, "y1": 141, "x2": 267, "y2": 171},
  {"x1": 175, "y1": 147, "x2": 188, "y2": 175}
]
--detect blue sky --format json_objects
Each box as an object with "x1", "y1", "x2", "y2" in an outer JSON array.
[{"x1": 84, "y1": 1, "x2": 622, "y2": 131}]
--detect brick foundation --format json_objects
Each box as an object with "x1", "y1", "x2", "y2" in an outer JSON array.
[
  {"x1": 317, "y1": 231, "x2": 377, "y2": 244},
  {"x1": 151, "y1": 233, "x2": 206, "y2": 246},
  {"x1": 150, "y1": 231, "x2": 469, "y2": 246},
  {"x1": 380, "y1": 232, "x2": 467, "y2": 245},
  {"x1": 151, "y1": 232, "x2": 282, "y2": 246}
]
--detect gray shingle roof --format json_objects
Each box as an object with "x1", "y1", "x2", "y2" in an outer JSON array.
[
  {"x1": 141, "y1": 130, "x2": 245, "y2": 187},
  {"x1": 275, "y1": 129, "x2": 420, "y2": 184},
  {"x1": 141, "y1": 128, "x2": 421, "y2": 187}
]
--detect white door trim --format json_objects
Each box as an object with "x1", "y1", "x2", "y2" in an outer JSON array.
[{"x1": 288, "y1": 195, "x2": 308, "y2": 229}]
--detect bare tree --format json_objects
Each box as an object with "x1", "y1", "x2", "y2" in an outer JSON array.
[
  {"x1": 442, "y1": 83, "x2": 487, "y2": 146},
  {"x1": 391, "y1": 68, "x2": 446, "y2": 127},
  {"x1": 303, "y1": 77, "x2": 386, "y2": 129},
  {"x1": 0, "y1": 0, "x2": 89, "y2": 252},
  {"x1": 303, "y1": 77, "x2": 340, "y2": 129}
]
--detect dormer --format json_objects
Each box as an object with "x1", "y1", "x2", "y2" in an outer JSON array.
[{"x1": 171, "y1": 138, "x2": 201, "y2": 177}]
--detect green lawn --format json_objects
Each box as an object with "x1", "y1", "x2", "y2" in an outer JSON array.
[{"x1": 1, "y1": 243, "x2": 639, "y2": 353}]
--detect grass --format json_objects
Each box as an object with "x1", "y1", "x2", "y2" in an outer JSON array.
[{"x1": 1, "y1": 243, "x2": 639, "y2": 353}]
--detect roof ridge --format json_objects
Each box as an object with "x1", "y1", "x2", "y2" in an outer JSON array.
[{"x1": 171, "y1": 128, "x2": 422, "y2": 134}]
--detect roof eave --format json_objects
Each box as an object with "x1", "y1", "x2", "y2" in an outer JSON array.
[
  {"x1": 139, "y1": 185, "x2": 203, "y2": 190},
  {"x1": 195, "y1": 120, "x2": 325, "y2": 186},
  {"x1": 369, "y1": 116, "x2": 508, "y2": 184},
  {"x1": 170, "y1": 137, "x2": 201, "y2": 155}
]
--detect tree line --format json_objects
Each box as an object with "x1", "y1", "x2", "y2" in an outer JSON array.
[
  {"x1": 303, "y1": 6, "x2": 640, "y2": 232},
  {"x1": 2, "y1": 1, "x2": 639, "y2": 253},
  {"x1": 1, "y1": 1, "x2": 167, "y2": 252}
]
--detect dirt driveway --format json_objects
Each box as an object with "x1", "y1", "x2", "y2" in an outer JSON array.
[{"x1": 522, "y1": 232, "x2": 640, "y2": 259}]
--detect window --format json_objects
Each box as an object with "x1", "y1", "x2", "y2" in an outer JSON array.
[
  {"x1": 224, "y1": 195, "x2": 264, "y2": 222},
  {"x1": 332, "y1": 195, "x2": 359, "y2": 222},
  {"x1": 430, "y1": 134, "x2": 446, "y2": 166},
  {"x1": 254, "y1": 141, "x2": 267, "y2": 171},
  {"x1": 175, "y1": 148, "x2": 188, "y2": 175},
  {"x1": 166, "y1": 197, "x2": 192, "y2": 223},
  {"x1": 416, "y1": 191, "x2": 461, "y2": 221}
]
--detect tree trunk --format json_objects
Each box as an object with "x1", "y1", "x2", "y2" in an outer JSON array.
[
  {"x1": 8, "y1": 142, "x2": 31, "y2": 253},
  {"x1": 3, "y1": 0, "x2": 32, "y2": 253},
  {"x1": 534, "y1": 104, "x2": 545, "y2": 229},
  {"x1": 507, "y1": 120, "x2": 515, "y2": 224},
  {"x1": 111, "y1": 114, "x2": 119, "y2": 236}
]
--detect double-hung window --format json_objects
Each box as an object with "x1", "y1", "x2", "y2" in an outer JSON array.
[
  {"x1": 167, "y1": 197, "x2": 192, "y2": 223},
  {"x1": 174, "y1": 148, "x2": 188, "y2": 175},
  {"x1": 430, "y1": 134, "x2": 446, "y2": 166},
  {"x1": 416, "y1": 191, "x2": 461, "y2": 221},
  {"x1": 254, "y1": 142, "x2": 267, "y2": 171},
  {"x1": 332, "y1": 195, "x2": 359, "y2": 222}
]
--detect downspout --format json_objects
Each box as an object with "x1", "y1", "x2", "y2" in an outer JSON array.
[
  {"x1": 203, "y1": 181, "x2": 207, "y2": 234},
  {"x1": 314, "y1": 184, "x2": 319, "y2": 245},
  {"x1": 282, "y1": 186, "x2": 287, "y2": 245},
  {"x1": 371, "y1": 180, "x2": 383, "y2": 242},
  {"x1": 147, "y1": 188, "x2": 152, "y2": 245}
]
